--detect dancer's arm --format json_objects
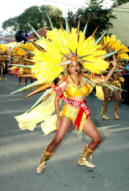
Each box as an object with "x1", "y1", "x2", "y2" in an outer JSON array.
[
  {"x1": 104, "y1": 55, "x2": 117, "y2": 82},
  {"x1": 54, "y1": 79, "x2": 69, "y2": 128},
  {"x1": 90, "y1": 55, "x2": 117, "y2": 84}
]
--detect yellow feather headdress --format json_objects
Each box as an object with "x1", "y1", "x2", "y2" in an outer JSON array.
[
  {"x1": 11, "y1": 43, "x2": 36, "y2": 76},
  {"x1": 32, "y1": 28, "x2": 109, "y2": 83},
  {"x1": 102, "y1": 35, "x2": 129, "y2": 60}
]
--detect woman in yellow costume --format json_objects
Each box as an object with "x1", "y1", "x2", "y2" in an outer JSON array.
[
  {"x1": 12, "y1": 19, "x2": 118, "y2": 174},
  {"x1": 100, "y1": 35, "x2": 129, "y2": 120},
  {"x1": 102, "y1": 68, "x2": 124, "y2": 120},
  {"x1": 36, "y1": 57, "x2": 116, "y2": 173}
]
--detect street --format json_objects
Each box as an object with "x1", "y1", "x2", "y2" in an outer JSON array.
[{"x1": 0, "y1": 74, "x2": 129, "y2": 191}]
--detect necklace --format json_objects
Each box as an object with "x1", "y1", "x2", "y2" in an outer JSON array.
[{"x1": 69, "y1": 75, "x2": 81, "y2": 88}]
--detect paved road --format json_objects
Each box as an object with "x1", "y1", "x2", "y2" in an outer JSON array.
[{"x1": 0, "y1": 74, "x2": 129, "y2": 191}]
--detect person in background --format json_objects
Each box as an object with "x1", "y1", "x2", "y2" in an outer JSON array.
[{"x1": 102, "y1": 56, "x2": 124, "y2": 120}]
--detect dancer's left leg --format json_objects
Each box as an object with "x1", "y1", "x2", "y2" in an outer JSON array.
[
  {"x1": 78, "y1": 118, "x2": 102, "y2": 168},
  {"x1": 113, "y1": 90, "x2": 121, "y2": 119}
]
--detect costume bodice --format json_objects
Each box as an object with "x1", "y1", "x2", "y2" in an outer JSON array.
[{"x1": 65, "y1": 76, "x2": 90, "y2": 97}]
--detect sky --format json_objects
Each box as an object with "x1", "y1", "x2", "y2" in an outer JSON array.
[{"x1": 0, "y1": 0, "x2": 114, "y2": 33}]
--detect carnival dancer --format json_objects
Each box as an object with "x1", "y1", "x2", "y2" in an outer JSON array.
[
  {"x1": 0, "y1": 45, "x2": 9, "y2": 80},
  {"x1": 12, "y1": 19, "x2": 120, "y2": 174},
  {"x1": 100, "y1": 35, "x2": 129, "y2": 120},
  {"x1": 102, "y1": 71, "x2": 124, "y2": 120},
  {"x1": 35, "y1": 56, "x2": 116, "y2": 173},
  {"x1": 10, "y1": 43, "x2": 35, "y2": 85}
]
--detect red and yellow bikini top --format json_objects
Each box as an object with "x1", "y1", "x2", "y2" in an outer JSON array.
[{"x1": 64, "y1": 75, "x2": 90, "y2": 98}]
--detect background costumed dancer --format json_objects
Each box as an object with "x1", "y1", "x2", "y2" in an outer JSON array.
[
  {"x1": 97, "y1": 35, "x2": 129, "y2": 120},
  {"x1": 10, "y1": 43, "x2": 36, "y2": 86},
  {"x1": 0, "y1": 44, "x2": 9, "y2": 80}
]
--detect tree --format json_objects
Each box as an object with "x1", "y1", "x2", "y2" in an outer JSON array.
[
  {"x1": 17, "y1": 6, "x2": 44, "y2": 31},
  {"x1": 67, "y1": 0, "x2": 116, "y2": 38},
  {"x1": 2, "y1": 17, "x2": 18, "y2": 31},
  {"x1": 113, "y1": 0, "x2": 129, "y2": 6},
  {"x1": 2, "y1": 5, "x2": 63, "y2": 33},
  {"x1": 40, "y1": 5, "x2": 63, "y2": 29}
]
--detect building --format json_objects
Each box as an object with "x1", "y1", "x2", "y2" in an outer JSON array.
[
  {"x1": 0, "y1": 34, "x2": 15, "y2": 44},
  {"x1": 109, "y1": 2, "x2": 129, "y2": 46}
]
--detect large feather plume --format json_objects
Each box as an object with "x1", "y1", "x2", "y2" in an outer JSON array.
[{"x1": 32, "y1": 28, "x2": 109, "y2": 83}]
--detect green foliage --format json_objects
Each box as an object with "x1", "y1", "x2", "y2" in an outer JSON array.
[
  {"x1": 2, "y1": 5, "x2": 63, "y2": 32},
  {"x1": 67, "y1": 0, "x2": 116, "y2": 37},
  {"x1": 2, "y1": 1, "x2": 116, "y2": 37},
  {"x1": 2, "y1": 17, "x2": 18, "y2": 31},
  {"x1": 113, "y1": 0, "x2": 129, "y2": 6},
  {"x1": 17, "y1": 6, "x2": 44, "y2": 31},
  {"x1": 40, "y1": 5, "x2": 63, "y2": 29}
]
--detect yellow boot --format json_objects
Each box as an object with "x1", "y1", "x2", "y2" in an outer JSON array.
[
  {"x1": 78, "y1": 146, "x2": 95, "y2": 168},
  {"x1": 102, "y1": 106, "x2": 109, "y2": 120},
  {"x1": 114, "y1": 106, "x2": 120, "y2": 120},
  {"x1": 36, "y1": 150, "x2": 53, "y2": 174}
]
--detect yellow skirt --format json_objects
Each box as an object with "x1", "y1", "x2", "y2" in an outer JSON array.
[
  {"x1": 15, "y1": 93, "x2": 86, "y2": 135},
  {"x1": 61, "y1": 103, "x2": 86, "y2": 130},
  {"x1": 41, "y1": 104, "x2": 86, "y2": 135}
]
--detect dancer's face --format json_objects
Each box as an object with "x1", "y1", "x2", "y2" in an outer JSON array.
[{"x1": 68, "y1": 61, "x2": 80, "y2": 75}]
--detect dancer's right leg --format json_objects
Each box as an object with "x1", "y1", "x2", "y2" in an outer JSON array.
[
  {"x1": 113, "y1": 90, "x2": 121, "y2": 119},
  {"x1": 36, "y1": 116, "x2": 72, "y2": 173}
]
